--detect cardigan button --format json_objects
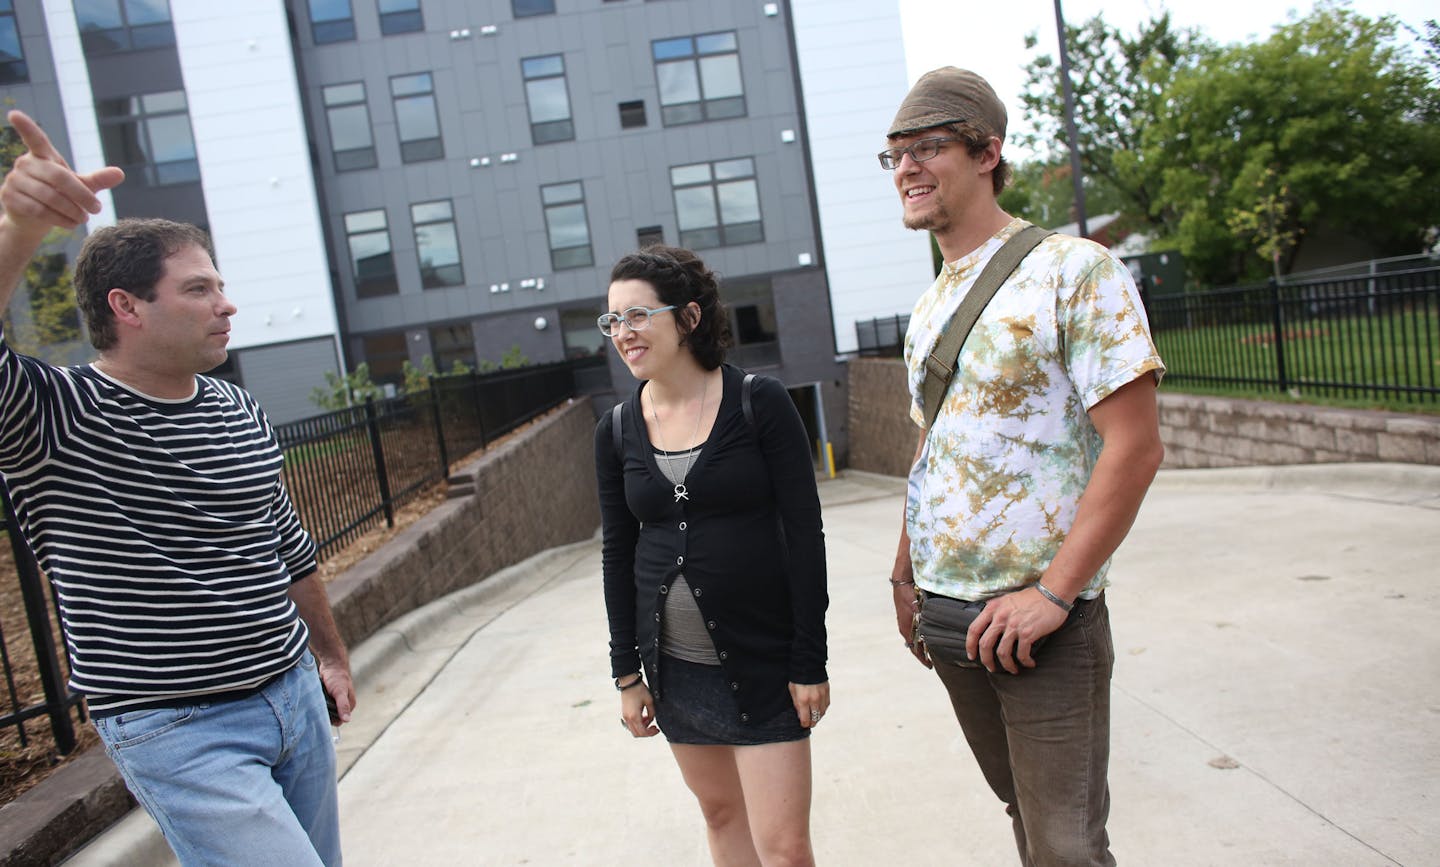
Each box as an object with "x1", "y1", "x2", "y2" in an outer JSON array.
[
  {"x1": 679, "y1": 521, "x2": 687, "y2": 530},
  {"x1": 659, "y1": 585, "x2": 668, "y2": 594},
  {"x1": 693, "y1": 587, "x2": 702, "y2": 597},
  {"x1": 730, "y1": 682, "x2": 739, "y2": 691},
  {"x1": 654, "y1": 613, "x2": 660, "y2": 621},
  {"x1": 740, "y1": 713, "x2": 749, "y2": 723},
  {"x1": 676, "y1": 555, "x2": 684, "y2": 566},
  {"x1": 707, "y1": 620, "x2": 716, "y2": 630},
  {"x1": 718, "y1": 651, "x2": 728, "y2": 660}
]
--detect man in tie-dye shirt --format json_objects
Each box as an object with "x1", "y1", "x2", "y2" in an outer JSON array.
[{"x1": 882, "y1": 68, "x2": 1165, "y2": 865}]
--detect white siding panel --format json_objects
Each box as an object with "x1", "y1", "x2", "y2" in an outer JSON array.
[
  {"x1": 39, "y1": 0, "x2": 116, "y2": 226},
  {"x1": 791, "y1": 0, "x2": 932, "y2": 354},
  {"x1": 172, "y1": 4, "x2": 340, "y2": 354}
]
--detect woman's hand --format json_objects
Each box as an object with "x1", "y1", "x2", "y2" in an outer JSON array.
[
  {"x1": 789, "y1": 681, "x2": 830, "y2": 728},
  {"x1": 619, "y1": 678, "x2": 659, "y2": 738}
]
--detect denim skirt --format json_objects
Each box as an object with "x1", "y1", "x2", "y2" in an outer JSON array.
[{"x1": 652, "y1": 655, "x2": 808, "y2": 746}]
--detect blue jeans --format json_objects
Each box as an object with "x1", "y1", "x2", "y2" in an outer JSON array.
[{"x1": 94, "y1": 652, "x2": 342, "y2": 866}]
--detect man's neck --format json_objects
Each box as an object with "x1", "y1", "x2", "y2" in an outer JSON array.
[
  {"x1": 933, "y1": 205, "x2": 1015, "y2": 265},
  {"x1": 92, "y1": 354, "x2": 198, "y2": 401}
]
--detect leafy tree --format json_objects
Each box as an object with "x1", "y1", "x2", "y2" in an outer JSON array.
[
  {"x1": 310, "y1": 362, "x2": 385, "y2": 410},
  {"x1": 1019, "y1": 14, "x2": 1216, "y2": 229},
  {"x1": 1000, "y1": 157, "x2": 1127, "y2": 229},
  {"x1": 1141, "y1": 3, "x2": 1440, "y2": 283}
]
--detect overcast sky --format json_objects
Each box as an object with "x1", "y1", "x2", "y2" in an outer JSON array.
[{"x1": 897, "y1": 0, "x2": 1437, "y2": 162}]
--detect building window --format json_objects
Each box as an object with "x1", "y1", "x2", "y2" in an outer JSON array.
[
  {"x1": 377, "y1": 0, "x2": 422, "y2": 35},
  {"x1": 618, "y1": 100, "x2": 646, "y2": 129},
  {"x1": 636, "y1": 225, "x2": 663, "y2": 249},
  {"x1": 322, "y1": 83, "x2": 376, "y2": 172},
  {"x1": 670, "y1": 157, "x2": 762, "y2": 249},
  {"x1": 429, "y1": 323, "x2": 475, "y2": 371},
  {"x1": 344, "y1": 209, "x2": 399, "y2": 298},
  {"x1": 561, "y1": 306, "x2": 606, "y2": 359},
  {"x1": 724, "y1": 276, "x2": 781, "y2": 369},
  {"x1": 652, "y1": 31, "x2": 745, "y2": 126},
  {"x1": 411, "y1": 200, "x2": 463, "y2": 288},
  {"x1": 307, "y1": 0, "x2": 354, "y2": 44},
  {"x1": 0, "y1": 1, "x2": 28, "y2": 84},
  {"x1": 541, "y1": 182, "x2": 592, "y2": 271},
  {"x1": 96, "y1": 91, "x2": 198, "y2": 187},
  {"x1": 73, "y1": 0, "x2": 175, "y2": 55},
  {"x1": 511, "y1": 0, "x2": 553, "y2": 17},
  {"x1": 360, "y1": 332, "x2": 409, "y2": 386},
  {"x1": 391, "y1": 72, "x2": 443, "y2": 162},
  {"x1": 521, "y1": 55, "x2": 573, "y2": 144}
]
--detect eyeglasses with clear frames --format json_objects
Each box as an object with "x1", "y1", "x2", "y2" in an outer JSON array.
[
  {"x1": 597, "y1": 304, "x2": 678, "y2": 337},
  {"x1": 877, "y1": 136, "x2": 962, "y2": 171}
]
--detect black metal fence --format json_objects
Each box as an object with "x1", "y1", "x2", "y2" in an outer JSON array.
[
  {"x1": 855, "y1": 313, "x2": 910, "y2": 357},
  {"x1": 854, "y1": 265, "x2": 1440, "y2": 405},
  {"x1": 0, "y1": 355, "x2": 603, "y2": 764},
  {"x1": 1148, "y1": 266, "x2": 1440, "y2": 404}
]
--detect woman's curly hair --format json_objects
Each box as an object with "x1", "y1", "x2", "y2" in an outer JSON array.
[{"x1": 609, "y1": 245, "x2": 733, "y2": 370}]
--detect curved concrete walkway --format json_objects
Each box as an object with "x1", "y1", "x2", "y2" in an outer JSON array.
[{"x1": 69, "y1": 464, "x2": 1440, "y2": 866}]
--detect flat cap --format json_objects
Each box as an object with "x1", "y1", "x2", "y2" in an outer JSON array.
[{"x1": 888, "y1": 66, "x2": 1007, "y2": 141}]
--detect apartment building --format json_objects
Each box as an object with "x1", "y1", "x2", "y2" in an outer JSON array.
[{"x1": 0, "y1": 0, "x2": 928, "y2": 459}]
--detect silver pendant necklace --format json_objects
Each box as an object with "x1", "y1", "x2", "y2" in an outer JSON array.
[{"x1": 648, "y1": 374, "x2": 709, "y2": 503}]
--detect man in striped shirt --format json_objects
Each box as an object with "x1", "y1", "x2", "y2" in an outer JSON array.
[{"x1": 0, "y1": 111, "x2": 353, "y2": 865}]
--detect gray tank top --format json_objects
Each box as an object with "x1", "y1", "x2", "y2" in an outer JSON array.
[{"x1": 654, "y1": 447, "x2": 720, "y2": 665}]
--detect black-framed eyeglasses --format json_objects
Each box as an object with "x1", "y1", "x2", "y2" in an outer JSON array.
[
  {"x1": 597, "y1": 304, "x2": 678, "y2": 337},
  {"x1": 877, "y1": 136, "x2": 962, "y2": 171}
]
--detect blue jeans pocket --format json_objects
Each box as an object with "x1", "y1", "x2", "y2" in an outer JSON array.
[{"x1": 96, "y1": 705, "x2": 199, "y2": 750}]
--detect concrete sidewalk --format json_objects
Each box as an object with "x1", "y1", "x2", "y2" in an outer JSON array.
[{"x1": 70, "y1": 464, "x2": 1440, "y2": 866}]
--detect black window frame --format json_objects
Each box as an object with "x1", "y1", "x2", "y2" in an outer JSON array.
[
  {"x1": 669, "y1": 157, "x2": 763, "y2": 250},
  {"x1": 618, "y1": 100, "x2": 647, "y2": 129},
  {"x1": 511, "y1": 0, "x2": 554, "y2": 18},
  {"x1": 95, "y1": 90, "x2": 200, "y2": 188},
  {"x1": 321, "y1": 82, "x2": 377, "y2": 172},
  {"x1": 377, "y1": 0, "x2": 422, "y2": 35},
  {"x1": 651, "y1": 30, "x2": 746, "y2": 127},
  {"x1": 410, "y1": 199, "x2": 464, "y2": 289},
  {"x1": 390, "y1": 71, "x2": 444, "y2": 163},
  {"x1": 343, "y1": 208, "x2": 400, "y2": 299},
  {"x1": 307, "y1": 0, "x2": 355, "y2": 44},
  {"x1": 521, "y1": 54, "x2": 574, "y2": 145},
  {"x1": 73, "y1": 0, "x2": 176, "y2": 56}
]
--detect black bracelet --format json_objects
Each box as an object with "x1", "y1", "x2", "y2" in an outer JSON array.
[{"x1": 614, "y1": 674, "x2": 645, "y2": 692}]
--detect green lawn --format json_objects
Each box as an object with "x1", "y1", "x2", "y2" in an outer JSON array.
[{"x1": 1152, "y1": 309, "x2": 1440, "y2": 414}]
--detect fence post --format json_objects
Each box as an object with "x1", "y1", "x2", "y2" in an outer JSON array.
[
  {"x1": 470, "y1": 371, "x2": 487, "y2": 449},
  {"x1": 364, "y1": 398, "x2": 395, "y2": 527},
  {"x1": 1269, "y1": 277, "x2": 1289, "y2": 392},
  {"x1": 430, "y1": 377, "x2": 449, "y2": 475},
  {"x1": 1, "y1": 484, "x2": 76, "y2": 754}
]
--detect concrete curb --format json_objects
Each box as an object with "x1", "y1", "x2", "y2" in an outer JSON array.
[{"x1": 1150, "y1": 461, "x2": 1440, "y2": 507}]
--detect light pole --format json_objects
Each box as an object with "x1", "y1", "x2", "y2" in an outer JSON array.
[{"x1": 1053, "y1": 0, "x2": 1088, "y2": 238}]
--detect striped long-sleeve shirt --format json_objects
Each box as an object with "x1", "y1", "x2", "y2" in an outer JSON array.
[{"x1": 0, "y1": 331, "x2": 316, "y2": 716}]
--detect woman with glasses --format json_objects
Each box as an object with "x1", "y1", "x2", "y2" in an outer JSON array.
[{"x1": 594, "y1": 245, "x2": 829, "y2": 866}]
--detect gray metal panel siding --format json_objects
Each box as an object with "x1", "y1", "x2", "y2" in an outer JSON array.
[
  {"x1": 233, "y1": 336, "x2": 341, "y2": 424},
  {"x1": 293, "y1": 0, "x2": 824, "y2": 345}
]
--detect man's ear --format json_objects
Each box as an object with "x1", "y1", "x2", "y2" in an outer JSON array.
[
  {"x1": 976, "y1": 136, "x2": 1003, "y2": 174},
  {"x1": 108, "y1": 288, "x2": 142, "y2": 327}
]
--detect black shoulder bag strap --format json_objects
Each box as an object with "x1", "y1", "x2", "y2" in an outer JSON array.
[{"x1": 921, "y1": 225, "x2": 1054, "y2": 430}]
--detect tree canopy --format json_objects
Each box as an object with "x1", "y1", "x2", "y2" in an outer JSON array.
[{"x1": 1018, "y1": 3, "x2": 1440, "y2": 285}]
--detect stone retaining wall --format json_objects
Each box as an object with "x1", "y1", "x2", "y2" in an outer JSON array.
[{"x1": 845, "y1": 357, "x2": 1440, "y2": 475}]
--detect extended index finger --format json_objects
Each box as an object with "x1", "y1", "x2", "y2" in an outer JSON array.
[{"x1": 6, "y1": 110, "x2": 66, "y2": 165}]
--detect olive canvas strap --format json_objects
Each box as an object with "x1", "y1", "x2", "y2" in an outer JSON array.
[{"x1": 920, "y1": 225, "x2": 1054, "y2": 429}]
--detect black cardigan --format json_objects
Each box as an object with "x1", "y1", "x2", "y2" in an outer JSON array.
[{"x1": 595, "y1": 364, "x2": 828, "y2": 724}]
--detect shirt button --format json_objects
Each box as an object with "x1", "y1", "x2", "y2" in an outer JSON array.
[
  {"x1": 707, "y1": 620, "x2": 716, "y2": 630},
  {"x1": 679, "y1": 522, "x2": 687, "y2": 531}
]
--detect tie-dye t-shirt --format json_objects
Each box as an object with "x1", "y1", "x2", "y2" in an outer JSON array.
[{"x1": 903, "y1": 219, "x2": 1164, "y2": 600}]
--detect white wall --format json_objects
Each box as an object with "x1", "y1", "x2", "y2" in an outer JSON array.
[
  {"x1": 790, "y1": 0, "x2": 933, "y2": 355},
  {"x1": 41, "y1": 0, "x2": 116, "y2": 226},
  {"x1": 171, "y1": 3, "x2": 341, "y2": 357}
]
